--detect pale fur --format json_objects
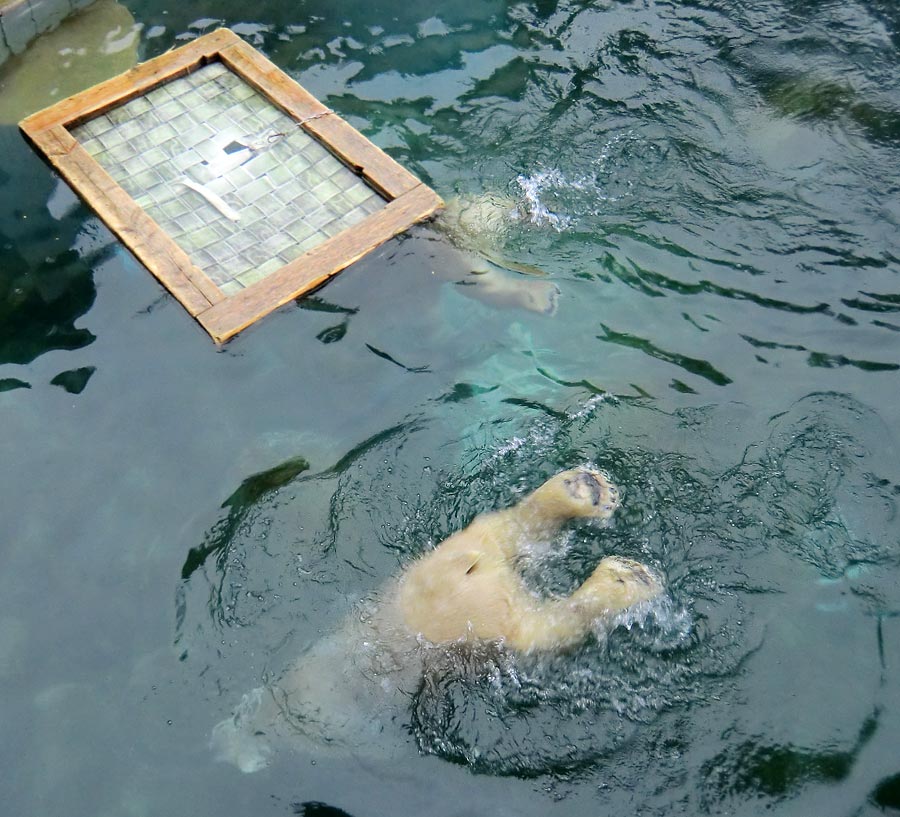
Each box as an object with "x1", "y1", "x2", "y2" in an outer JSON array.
[
  {"x1": 399, "y1": 468, "x2": 661, "y2": 651},
  {"x1": 212, "y1": 467, "x2": 662, "y2": 771},
  {"x1": 436, "y1": 194, "x2": 560, "y2": 315}
]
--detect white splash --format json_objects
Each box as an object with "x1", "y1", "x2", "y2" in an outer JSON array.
[
  {"x1": 606, "y1": 594, "x2": 694, "y2": 651},
  {"x1": 513, "y1": 133, "x2": 640, "y2": 231},
  {"x1": 487, "y1": 422, "x2": 557, "y2": 464},
  {"x1": 515, "y1": 168, "x2": 578, "y2": 231},
  {"x1": 567, "y1": 393, "x2": 616, "y2": 420}
]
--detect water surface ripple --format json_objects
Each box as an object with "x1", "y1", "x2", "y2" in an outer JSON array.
[{"x1": 0, "y1": 0, "x2": 898, "y2": 815}]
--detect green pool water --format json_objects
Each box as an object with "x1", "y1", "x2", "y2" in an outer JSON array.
[{"x1": 1, "y1": 1, "x2": 899, "y2": 815}]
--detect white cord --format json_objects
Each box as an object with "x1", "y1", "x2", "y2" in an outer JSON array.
[{"x1": 297, "y1": 109, "x2": 334, "y2": 126}]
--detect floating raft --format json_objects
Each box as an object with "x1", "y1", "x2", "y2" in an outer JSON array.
[{"x1": 19, "y1": 28, "x2": 443, "y2": 342}]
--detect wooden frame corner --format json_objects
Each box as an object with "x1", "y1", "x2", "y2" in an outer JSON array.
[{"x1": 20, "y1": 28, "x2": 443, "y2": 343}]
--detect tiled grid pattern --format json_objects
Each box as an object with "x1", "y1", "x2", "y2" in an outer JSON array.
[{"x1": 70, "y1": 61, "x2": 386, "y2": 295}]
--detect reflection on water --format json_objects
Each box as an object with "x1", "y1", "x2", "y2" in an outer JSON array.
[
  {"x1": 0, "y1": 130, "x2": 99, "y2": 365},
  {"x1": 701, "y1": 713, "x2": 877, "y2": 806},
  {"x1": 1, "y1": 0, "x2": 899, "y2": 814}
]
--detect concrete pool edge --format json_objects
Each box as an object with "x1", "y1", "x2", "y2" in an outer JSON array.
[{"x1": 0, "y1": 0, "x2": 97, "y2": 65}]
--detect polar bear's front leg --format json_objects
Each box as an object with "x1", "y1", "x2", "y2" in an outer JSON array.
[
  {"x1": 507, "y1": 556, "x2": 663, "y2": 652},
  {"x1": 398, "y1": 468, "x2": 657, "y2": 650},
  {"x1": 495, "y1": 467, "x2": 622, "y2": 554},
  {"x1": 453, "y1": 255, "x2": 560, "y2": 316}
]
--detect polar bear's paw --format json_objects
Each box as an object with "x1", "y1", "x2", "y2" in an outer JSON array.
[
  {"x1": 576, "y1": 556, "x2": 663, "y2": 613},
  {"x1": 561, "y1": 468, "x2": 620, "y2": 517},
  {"x1": 528, "y1": 467, "x2": 621, "y2": 522}
]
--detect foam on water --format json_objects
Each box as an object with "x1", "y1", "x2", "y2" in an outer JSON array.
[
  {"x1": 513, "y1": 133, "x2": 641, "y2": 230},
  {"x1": 515, "y1": 168, "x2": 578, "y2": 231},
  {"x1": 566, "y1": 392, "x2": 616, "y2": 420}
]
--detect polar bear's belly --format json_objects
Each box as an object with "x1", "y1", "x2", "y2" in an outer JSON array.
[{"x1": 399, "y1": 544, "x2": 527, "y2": 644}]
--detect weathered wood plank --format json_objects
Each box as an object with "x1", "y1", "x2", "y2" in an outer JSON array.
[
  {"x1": 19, "y1": 28, "x2": 241, "y2": 132},
  {"x1": 25, "y1": 122, "x2": 77, "y2": 157},
  {"x1": 305, "y1": 115, "x2": 422, "y2": 200},
  {"x1": 198, "y1": 184, "x2": 443, "y2": 342},
  {"x1": 27, "y1": 126, "x2": 222, "y2": 314},
  {"x1": 218, "y1": 39, "x2": 326, "y2": 122},
  {"x1": 219, "y1": 37, "x2": 421, "y2": 200},
  {"x1": 19, "y1": 27, "x2": 444, "y2": 343}
]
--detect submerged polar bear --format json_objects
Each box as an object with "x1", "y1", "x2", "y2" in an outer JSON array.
[
  {"x1": 212, "y1": 467, "x2": 662, "y2": 772},
  {"x1": 433, "y1": 193, "x2": 561, "y2": 316}
]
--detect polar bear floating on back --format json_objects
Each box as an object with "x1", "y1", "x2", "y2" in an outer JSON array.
[{"x1": 212, "y1": 467, "x2": 662, "y2": 772}]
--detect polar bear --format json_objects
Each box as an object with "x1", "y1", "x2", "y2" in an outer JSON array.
[
  {"x1": 211, "y1": 467, "x2": 662, "y2": 772},
  {"x1": 433, "y1": 193, "x2": 560, "y2": 315}
]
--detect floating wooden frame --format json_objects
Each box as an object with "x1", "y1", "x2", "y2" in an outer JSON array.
[{"x1": 19, "y1": 28, "x2": 443, "y2": 342}]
